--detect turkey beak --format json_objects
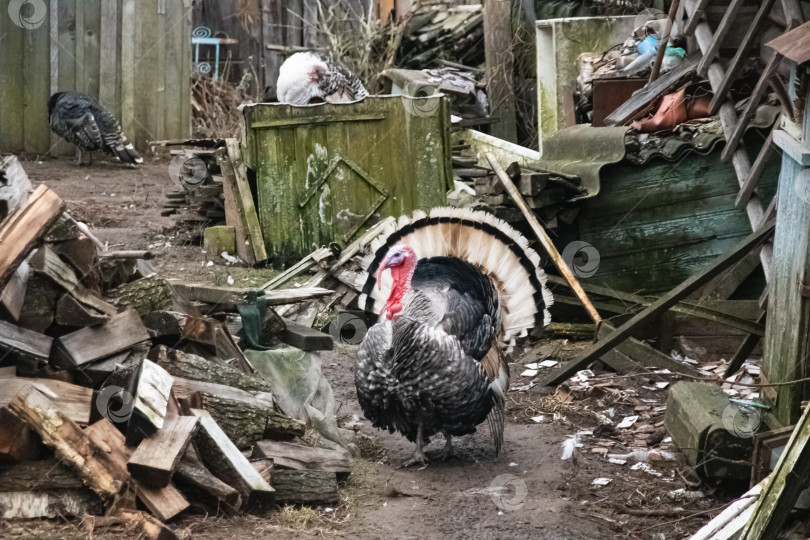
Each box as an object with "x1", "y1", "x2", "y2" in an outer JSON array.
[{"x1": 375, "y1": 256, "x2": 392, "y2": 290}]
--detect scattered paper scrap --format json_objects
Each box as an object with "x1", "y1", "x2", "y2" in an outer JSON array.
[
  {"x1": 539, "y1": 359, "x2": 559, "y2": 368},
  {"x1": 521, "y1": 369, "x2": 538, "y2": 378},
  {"x1": 531, "y1": 416, "x2": 545, "y2": 423},
  {"x1": 617, "y1": 415, "x2": 639, "y2": 429},
  {"x1": 592, "y1": 478, "x2": 612, "y2": 486},
  {"x1": 524, "y1": 362, "x2": 539, "y2": 370}
]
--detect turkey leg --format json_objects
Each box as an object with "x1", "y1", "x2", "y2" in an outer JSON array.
[
  {"x1": 76, "y1": 148, "x2": 92, "y2": 166},
  {"x1": 440, "y1": 431, "x2": 455, "y2": 461},
  {"x1": 400, "y1": 421, "x2": 427, "y2": 468}
]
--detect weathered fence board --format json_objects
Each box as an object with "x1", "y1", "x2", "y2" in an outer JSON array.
[{"x1": 0, "y1": 0, "x2": 191, "y2": 155}]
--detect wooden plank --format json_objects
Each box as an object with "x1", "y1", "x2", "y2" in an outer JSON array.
[
  {"x1": 773, "y1": 128, "x2": 810, "y2": 166},
  {"x1": 128, "y1": 416, "x2": 199, "y2": 487},
  {"x1": 191, "y1": 409, "x2": 275, "y2": 511},
  {"x1": 0, "y1": 185, "x2": 65, "y2": 290},
  {"x1": 0, "y1": 378, "x2": 92, "y2": 424},
  {"x1": 280, "y1": 319, "x2": 334, "y2": 351},
  {"x1": 252, "y1": 440, "x2": 351, "y2": 473},
  {"x1": 98, "y1": 0, "x2": 119, "y2": 114},
  {"x1": 486, "y1": 153, "x2": 600, "y2": 323},
  {"x1": 696, "y1": 0, "x2": 745, "y2": 77},
  {"x1": 218, "y1": 139, "x2": 267, "y2": 264},
  {"x1": 131, "y1": 479, "x2": 189, "y2": 522},
  {"x1": 53, "y1": 309, "x2": 150, "y2": 369},
  {"x1": 22, "y1": 0, "x2": 52, "y2": 154},
  {"x1": 482, "y1": 0, "x2": 516, "y2": 142},
  {"x1": 542, "y1": 219, "x2": 776, "y2": 385},
  {"x1": 740, "y1": 404, "x2": 810, "y2": 539},
  {"x1": 721, "y1": 54, "x2": 783, "y2": 163},
  {"x1": 0, "y1": 5, "x2": 25, "y2": 153},
  {"x1": 709, "y1": 0, "x2": 777, "y2": 115},
  {"x1": 737, "y1": 128, "x2": 778, "y2": 209},
  {"x1": 9, "y1": 388, "x2": 126, "y2": 502},
  {"x1": 120, "y1": 0, "x2": 136, "y2": 143}
]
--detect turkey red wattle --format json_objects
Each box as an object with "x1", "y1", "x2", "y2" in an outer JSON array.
[{"x1": 377, "y1": 248, "x2": 417, "y2": 320}]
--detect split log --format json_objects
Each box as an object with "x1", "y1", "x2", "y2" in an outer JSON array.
[
  {"x1": 182, "y1": 315, "x2": 254, "y2": 374},
  {"x1": 0, "y1": 458, "x2": 87, "y2": 490},
  {"x1": 128, "y1": 415, "x2": 199, "y2": 487},
  {"x1": 0, "y1": 320, "x2": 52, "y2": 373},
  {"x1": 83, "y1": 418, "x2": 133, "y2": 479},
  {"x1": 252, "y1": 440, "x2": 351, "y2": 474},
  {"x1": 0, "y1": 185, "x2": 64, "y2": 290},
  {"x1": 126, "y1": 359, "x2": 174, "y2": 446},
  {"x1": 141, "y1": 311, "x2": 187, "y2": 340},
  {"x1": 8, "y1": 388, "x2": 127, "y2": 502},
  {"x1": 43, "y1": 214, "x2": 81, "y2": 243},
  {"x1": 108, "y1": 276, "x2": 174, "y2": 315},
  {"x1": 16, "y1": 274, "x2": 60, "y2": 334},
  {"x1": 131, "y1": 480, "x2": 190, "y2": 522},
  {"x1": 55, "y1": 293, "x2": 110, "y2": 327},
  {"x1": 0, "y1": 155, "x2": 33, "y2": 221},
  {"x1": 0, "y1": 407, "x2": 41, "y2": 464},
  {"x1": 0, "y1": 261, "x2": 29, "y2": 322},
  {"x1": 99, "y1": 250, "x2": 155, "y2": 260},
  {"x1": 0, "y1": 378, "x2": 92, "y2": 424},
  {"x1": 172, "y1": 377, "x2": 303, "y2": 448},
  {"x1": 250, "y1": 458, "x2": 273, "y2": 485},
  {"x1": 174, "y1": 446, "x2": 242, "y2": 513},
  {"x1": 52, "y1": 237, "x2": 100, "y2": 284},
  {"x1": 191, "y1": 409, "x2": 275, "y2": 511},
  {"x1": 52, "y1": 309, "x2": 150, "y2": 369},
  {"x1": 77, "y1": 342, "x2": 148, "y2": 389},
  {"x1": 271, "y1": 470, "x2": 338, "y2": 505},
  {"x1": 29, "y1": 245, "x2": 116, "y2": 317},
  {"x1": 148, "y1": 345, "x2": 272, "y2": 393}
]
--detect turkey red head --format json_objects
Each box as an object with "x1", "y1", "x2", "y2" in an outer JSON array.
[{"x1": 375, "y1": 245, "x2": 417, "y2": 320}]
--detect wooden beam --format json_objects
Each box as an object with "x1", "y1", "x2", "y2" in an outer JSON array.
[
  {"x1": 280, "y1": 319, "x2": 334, "y2": 351},
  {"x1": 740, "y1": 403, "x2": 810, "y2": 539},
  {"x1": 649, "y1": 0, "x2": 680, "y2": 83},
  {"x1": 542, "y1": 219, "x2": 776, "y2": 386},
  {"x1": 0, "y1": 185, "x2": 65, "y2": 290},
  {"x1": 696, "y1": 0, "x2": 744, "y2": 77},
  {"x1": 709, "y1": 0, "x2": 777, "y2": 115},
  {"x1": 486, "y1": 153, "x2": 601, "y2": 324},
  {"x1": 721, "y1": 54, "x2": 784, "y2": 163},
  {"x1": 599, "y1": 322, "x2": 700, "y2": 376}
]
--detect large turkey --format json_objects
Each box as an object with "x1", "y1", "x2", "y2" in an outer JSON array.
[
  {"x1": 276, "y1": 52, "x2": 368, "y2": 105},
  {"x1": 48, "y1": 91, "x2": 142, "y2": 166},
  {"x1": 355, "y1": 208, "x2": 553, "y2": 466}
]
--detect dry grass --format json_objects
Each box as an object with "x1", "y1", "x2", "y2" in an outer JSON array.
[{"x1": 191, "y1": 69, "x2": 253, "y2": 140}]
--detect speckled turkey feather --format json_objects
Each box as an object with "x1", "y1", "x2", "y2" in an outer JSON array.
[{"x1": 355, "y1": 208, "x2": 552, "y2": 455}]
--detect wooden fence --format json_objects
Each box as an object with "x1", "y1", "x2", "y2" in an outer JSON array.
[{"x1": 0, "y1": 0, "x2": 191, "y2": 156}]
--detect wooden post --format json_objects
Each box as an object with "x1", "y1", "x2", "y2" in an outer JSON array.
[
  {"x1": 483, "y1": 0, "x2": 517, "y2": 143},
  {"x1": 649, "y1": 0, "x2": 680, "y2": 83},
  {"x1": 485, "y1": 152, "x2": 601, "y2": 324}
]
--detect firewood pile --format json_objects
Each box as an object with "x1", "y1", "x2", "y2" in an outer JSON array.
[
  {"x1": 399, "y1": 2, "x2": 484, "y2": 68},
  {"x1": 0, "y1": 157, "x2": 353, "y2": 537}
]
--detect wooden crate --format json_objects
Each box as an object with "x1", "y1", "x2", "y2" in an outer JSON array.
[{"x1": 242, "y1": 96, "x2": 452, "y2": 264}]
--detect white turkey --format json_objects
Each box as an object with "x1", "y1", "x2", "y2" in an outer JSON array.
[
  {"x1": 276, "y1": 52, "x2": 368, "y2": 105},
  {"x1": 48, "y1": 91, "x2": 142, "y2": 166},
  {"x1": 355, "y1": 208, "x2": 553, "y2": 466}
]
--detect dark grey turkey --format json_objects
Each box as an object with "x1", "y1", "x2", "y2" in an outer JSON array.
[
  {"x1": 48, "y1": 91, "x2": 142, "y2": 165},
  {"x1": 355, "y1": 208, "x2": 553, "y2": 467}
]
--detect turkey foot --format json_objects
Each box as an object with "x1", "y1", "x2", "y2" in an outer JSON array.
[
  {"x1": 440, "y1": 432, "x2": 456, "y2": 461},
  {"x1": 76, "y1": 148, "x2": 92, "y2": 166},
  {"x1": 399, "y1": 422, "x2": 428, "y2": 469}
]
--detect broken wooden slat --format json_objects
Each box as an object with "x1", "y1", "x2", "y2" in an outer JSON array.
[
  {"x1": 0, "y1": 260, "x2": 29, "y2": 322},
  {"x1": 191, "y1": 408, "x2": 275, "y2": 510},
  {"x1": 598, "y1": 322, "x2": 700, "y2": 377},
  {"x1": 649, "y1": 0, "x2": 680, "y2": 83},
  {"x1": 218, "y1": 138, "x2": 267, "y2": 264},
  {"x1": 128, "y1": 415, "x2": 198, "y2": 488},
  {"x1": 688, "y1": 480, "x2": 766, "y2": 540},
  {"x1": 271, "y1": 470, "x2": 339, "y2": 505},
  {"x1": 708, "y1": 0, "x2": 777, "y2": 115},
  {"x1": 280, "y1": 319, "x2": 334, "y2": 351},
  {"x1": 543, "y1": 219, "x2": 776, "y2": 385},
  {"x1": 486, "y1": 153, "x2": 601, "y2": 323},
  {"x1": 0, "y1": 185, "x2": 65, "y2": 290},
  {"x1": 52, "y1": 309, "x2": 150, "y2": 369},
  {"x1": 167, "y1": 281, "x2": 262, "y2": 306},
  {"x1": 252, "y1": 440, "x2": 351, "y2": 473},
  {"x1": 721, "y1": 54, "x2": 784, "y2": 163},
  {"x1": 724, "y1": 311, "x2": 767, "y2": 378},
  {"x1": 127, "y1": 359, "x2": 174, "y2": 446},
  {"x1": 131, "y1": 480, "x2": 190, "y2": 522},
  {"x1": 9, "y1": 389, "x2": 126, "y2": 502},
  {"x1": 739, "y1": 402, "x2": 810, "y2": 539},
  {"x1": 0, "y1": 378, "x2": 92, "y2": 424}
]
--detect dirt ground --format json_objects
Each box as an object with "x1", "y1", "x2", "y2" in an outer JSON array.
[{"x1": 4, "y1": 156, "x2": 734, "y2": 539}]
